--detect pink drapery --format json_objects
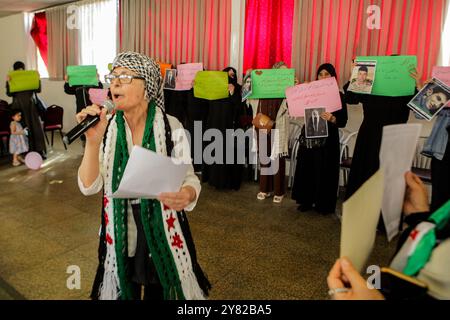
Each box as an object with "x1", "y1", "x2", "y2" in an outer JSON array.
[
  {"x1": 119, "y1": 0, "x2": 231, "y2": 71},
  {"x1": 292, "y1": 0, "x2": 445, "y2": 86},
  {"x1": 30, "y1": 12, "x2": 48, "y2": 67},
  {"x1": 243, "y1": 0, "x2": 295, "y2": 72}
]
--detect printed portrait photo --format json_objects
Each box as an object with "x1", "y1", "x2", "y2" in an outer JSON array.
[
  {"x1": 348, "y1": 61, "x2": 377, "y2": 94},
  {"x1": 408, "y1": 78, "x2": 450, "y2": 121},
  {"x1": 241, "y1": 73, "x2": 253, "y2": 102},
  {"x1": 164, "y1": 69, "x2": 177, "y2": 90},
  {"x1": 305, "y1": 107, "x2": 329, "y2": 138}
]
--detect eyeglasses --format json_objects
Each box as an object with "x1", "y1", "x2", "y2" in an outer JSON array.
[{"x1": 105, "y1": 74, "x2": 145, "y2": 84}]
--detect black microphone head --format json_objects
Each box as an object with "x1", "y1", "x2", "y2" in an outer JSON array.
[{"x1": 103, "y1": 100, "x2": 115, "y2": 114}]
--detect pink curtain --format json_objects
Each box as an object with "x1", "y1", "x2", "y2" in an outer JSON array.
[
  {"x1": 243, "y1": 0, "x2": 295, "y2": 72},
  {"x1": 120, "y1": 0, "x2": 231, "y2": 71},
  {"x1": 292, "y1": 0, "x2": 445, "y2": 86},
  {"x1": 30, "y1": 12, "x2": 48, "y2": 67}
]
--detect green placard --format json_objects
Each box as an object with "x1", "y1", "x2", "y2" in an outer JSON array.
[
  {"x1": 67, "y1": 65, "x2": 98, "y2": 86},
  {"x1": 357, "y1": 56, "x2": 417, "y2": 97},
  {"x1": 249, "y1": 69, "x2": 295, "y2": 99},
  {"x1": 8, "y1": 70, "x2": 40, "y2": 93},
  {"x1": 193, "y1": 71, "x2": 229, "y2": 100}
]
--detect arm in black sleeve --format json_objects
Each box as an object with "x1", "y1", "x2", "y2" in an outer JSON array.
[
  {"x1": 64, "y1": 82, "x2": 77, "y2": 95},
  {"x1": 332, "y1": 93, "x2": 348, "y2": 128},
  {"x1": 35, "y1": 80, "x2": 41, "y2": 94},
  {"x1": 343, "y1": 81, "x2": 364, "y2": 105},
  {"x1": 5, "y1": 81, "x2": 12, "y2": 97}
]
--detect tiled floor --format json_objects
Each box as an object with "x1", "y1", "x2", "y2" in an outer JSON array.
[{"x1": 0, "y1": 139, "x2": 397, "y2": 300}]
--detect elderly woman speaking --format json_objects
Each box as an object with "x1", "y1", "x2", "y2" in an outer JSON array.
[{"x1": 77, "y1": 52, "x2": 210, "y2": 300}]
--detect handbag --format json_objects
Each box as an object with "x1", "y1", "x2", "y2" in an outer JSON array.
[{"x1": 252, "y1": 113, "x2": 274, "y2": 131}]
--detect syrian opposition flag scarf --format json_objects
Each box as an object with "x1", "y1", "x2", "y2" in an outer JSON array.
[
  {"x1": 390, "y1": 200, "x2": 450, "y2": 276},
  {"x1": 98, "y1": 52, "x2": 207, "y2": 300}
]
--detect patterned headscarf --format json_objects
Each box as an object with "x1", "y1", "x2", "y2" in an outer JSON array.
[{"x1": 112, "y1": 51, "x2": 165, "y2": 110}]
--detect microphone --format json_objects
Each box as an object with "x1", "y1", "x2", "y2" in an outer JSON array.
[{"x1": 63, "y1": 100, "x2": 115, "y2": 145}]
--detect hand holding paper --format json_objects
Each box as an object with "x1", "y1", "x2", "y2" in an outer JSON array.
[
  {"x1": 158, "y1": 186, "x2": 197, "y2": 212},
  {"x1": 380, "y1": 124, "x2": 422, "y2": 241},
  {"x1": 286, "y1": 77, "x2": 342, "y2": 117},
  {"x1": 403, "y1": 171, "x2": 430, "y2": 216},
  {"x1": 111, "y1": 146, "x2": 190, "y2": 199}
]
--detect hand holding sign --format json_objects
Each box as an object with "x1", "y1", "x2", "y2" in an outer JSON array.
[
  {"x1": 89, "y1": 88, "x2": 109, "y2": 105},
  {"x1": 175, "y1": 63, "x2": 203, "y2": 91},
  {"x1": 286, "y1": 77, "x2": 342, "y2": 117},
  {"x1": 67, "y1": 65, "x2": 98, "y2": 86},
  {"x1": 193, "y1": 71, "x2": 229, "y2": 100},
  {"x1": 8, "y1": 70, "x2": 40, "y2": 93},
  {"x1": 357, "y1": 56, "x2": 417, "y2": 96},
  {"x1": 432, "y1": 66, "x2": 450, "y2": 87},
  {"x1": 250, "y1": 69, "x2": 295, "y2": 99}
]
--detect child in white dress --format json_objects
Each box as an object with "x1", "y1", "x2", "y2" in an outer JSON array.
[{"x1": 9, "y1": 110, "x2": 29, "y2": 166}]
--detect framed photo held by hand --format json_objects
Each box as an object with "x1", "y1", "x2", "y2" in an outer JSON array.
[
  {"x1": 164, "y1": 69, "x2": 177, "y2": 90},
  {"x1": 408, "y1": 78, "x2": 450, "y2": 121},
  {"x1": 305, "y1": 107, "x2": 329, "y2": 139},
  {"x1": 348, "y1": 61, "x2": 377, "y2": 94}
]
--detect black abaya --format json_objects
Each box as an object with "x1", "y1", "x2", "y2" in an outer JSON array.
[
  {"x1": 6, "y1": 82, "x2": 46, "y2": 155},
  {"x1": 202, "y1": 85, "x2": 244, "y2": 190},
  {"x1": 343, "y1": 82, "x2": 414, "y2": 199},
  {"x1": 292, "y1": 93, "x2": 348, "y2": 213},
  {"x1": 431, "y1": 126, "x2": 450, "y2": 212},
  {"x1": 163, "y1": 89, "x2": 189, "y2": 127}
]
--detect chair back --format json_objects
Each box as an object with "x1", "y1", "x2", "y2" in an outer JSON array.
[
  {"x1": 44, "y1": 105, "x2": 64, "y2": 130},
  {"x1": 339, "y1": 129, "x2": 358, "y2": 164}
]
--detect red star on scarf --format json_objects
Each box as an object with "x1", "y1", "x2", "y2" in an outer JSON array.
[
  {"x1": 410, "y1": 229, "x2": 419, "y2": 241},
  {"x1": 103, "y1": 196, "x2": 109, "y2": 208},
  {"x1": 166, "y1": 213, "x2": 176, "y2": 232},
  {"x1": 104, "y1": 212, "x2": 109, "y2": 225},
  {"x1": 106, "y1": 233, "x2": 113, "y2": 245},
  {"x1": 171, "y1": 233, "x2": 184, "y2": 249},
  {"x1": 163, "y1": 204, "x2": 170, "y2": 211}
]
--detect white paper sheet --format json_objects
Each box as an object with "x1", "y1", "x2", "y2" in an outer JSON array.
[
  {"x1": 111, "y1": 146, "x2": 189, "y2": 199},
  {"x1": 380, "y1": 124, "x2": 422, "y2": 241}
]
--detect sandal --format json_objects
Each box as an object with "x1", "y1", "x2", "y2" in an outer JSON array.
[
  {"x1": 12, "y1": 160, "x2": 21, "y2": 167},
  {"x1": 257, "y1": 192, "x2": 273, "y2": 200},
  {"x1": 273, "y1": 195, "x2": 284, "y2": 204}
]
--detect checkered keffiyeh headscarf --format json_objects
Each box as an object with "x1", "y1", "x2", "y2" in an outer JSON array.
[{"x1": 112, "y1": 51, "x2": 165, "y2": 110}]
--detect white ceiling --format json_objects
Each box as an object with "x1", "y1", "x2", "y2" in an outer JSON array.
[{"x1": 0, "y1": 0, "x2": 76, "y2": 18}]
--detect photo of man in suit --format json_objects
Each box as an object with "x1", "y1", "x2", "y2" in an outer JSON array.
[
  {"x1": 305, "y1": 107, "x2": 329, "y2": 138},
  {"x1": 164, "y1": 69, "x2": 177, "y2": 89}
]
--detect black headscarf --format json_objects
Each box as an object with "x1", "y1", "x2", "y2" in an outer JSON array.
[
  {"x1": 223, "y1": 67, "x2": 238, "y2": 86},
  {"x1": 316, "y1": 63, "x2": 337, "y2": 80},
  {"x1": 13, "y1": 61, "x2": 25, "y2": 70}
]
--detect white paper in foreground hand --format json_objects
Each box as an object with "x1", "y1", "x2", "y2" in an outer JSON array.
[
  {"x1": 341, "y1": 170, "x2": 384, "y2": 273},
  {"x1": 111, "y1": 146, "x2": 189, "y2": 199},
  {"x1": 380, "y1": 124, "x2": 422, "y2": 242}
]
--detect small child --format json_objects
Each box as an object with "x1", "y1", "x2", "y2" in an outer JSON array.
[{"x1": 9, "y1": 110, "x2": 29, "y2": 166}]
